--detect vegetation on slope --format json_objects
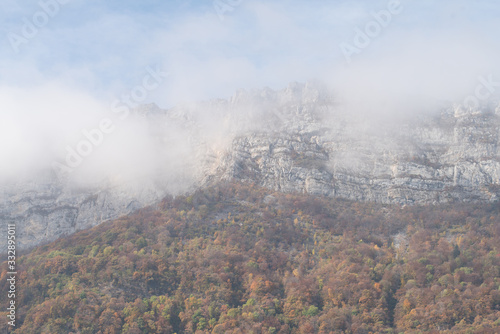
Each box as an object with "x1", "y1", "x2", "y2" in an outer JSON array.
[{"x1": 1, "y1": 182, "x2": 499, "y2": 333}]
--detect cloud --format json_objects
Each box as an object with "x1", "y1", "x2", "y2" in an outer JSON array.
[
  {"x1": 1, "y1": 0, "x2": 500, "y2": 183},
  {"x1": 3, "y1": 0, "x2": 500, "y2": 104},
  {"x1": 0, "y1": 82, "x2": 108, "y2": 181}
]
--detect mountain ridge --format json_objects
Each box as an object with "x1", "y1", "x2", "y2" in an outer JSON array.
[{"x1": 2, "y1": 81, "x2": 500, "y2": 250}]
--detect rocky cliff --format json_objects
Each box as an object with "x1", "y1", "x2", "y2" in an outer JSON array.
[
  {"x1": 2, "y1": 82, "x2": 500, "y2": 250},
  {"x1": 0, "y1": 172, "x2": 167, "y2": 251},
  {"x1": 204, "y1": 83, "x2": 500, "y2": 205}
]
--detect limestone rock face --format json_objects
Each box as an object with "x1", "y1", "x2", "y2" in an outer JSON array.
[
  {"x1": 0, "y1": 172, "x2": 167, "y2": 250},
  {"x1": 2, "y1": 82, "x2": 500, "y2": 250},
  {"x1": 203, "y1": 83, "x2": 500, "y2": 205}
]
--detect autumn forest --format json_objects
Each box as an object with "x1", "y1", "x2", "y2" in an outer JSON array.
[{"x1": 1, "y1": 182, "x2": 500, "y2": 333}]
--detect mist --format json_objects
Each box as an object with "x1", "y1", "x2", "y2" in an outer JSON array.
[{"x1": 1, "y1": 0, "x2": 500, "y2": 188}]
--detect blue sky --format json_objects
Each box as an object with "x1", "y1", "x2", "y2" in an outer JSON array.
[{"x1": 1, "y1": 0, "x2": 500, "y2": 107}]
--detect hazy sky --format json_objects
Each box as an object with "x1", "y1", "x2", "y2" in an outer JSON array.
[
  {"x1": 1, "y1": 0, "x2": 499, "y2": 105},
  {"x1": 1, "y1": 0, "x2": 500, "y2": 182}
]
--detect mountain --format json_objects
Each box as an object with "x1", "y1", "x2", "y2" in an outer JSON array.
[
  {"x1": 204, "y1": 84, "x2": 500, "y2": 205},
  {"x1": 2, "y1": 82, "x2": 500, "y2": 250},
  {"x1": 1, "y1": 182, "x2": 499, "y2": 333}
]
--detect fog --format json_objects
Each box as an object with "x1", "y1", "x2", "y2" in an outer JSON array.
[{"x1": 1, "y1": 0, "x2": 500, "y2": 188}]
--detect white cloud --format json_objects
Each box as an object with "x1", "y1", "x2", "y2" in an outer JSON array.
[
  {"x1": 1, "y1": 0, "x2": 500, "y2": 182},
  {"x1": 0, "y1": 83, "x2": 108, "y2": 181}
]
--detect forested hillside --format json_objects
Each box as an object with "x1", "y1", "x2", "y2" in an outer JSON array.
[{"x1": 1, "y1": 182, "x2": 499, "y2": 333}]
